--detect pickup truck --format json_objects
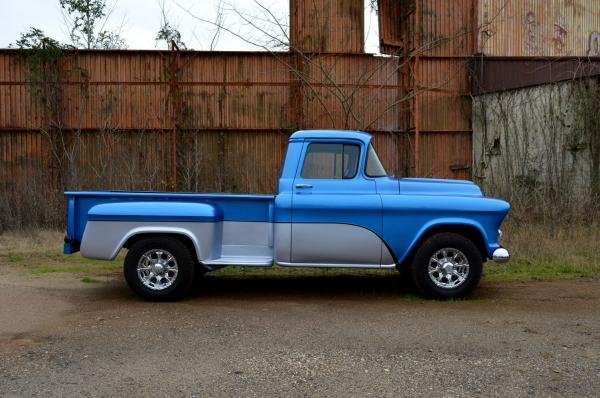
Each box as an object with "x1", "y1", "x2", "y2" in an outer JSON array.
[{"x1": 64, "y1": 130, "x2": 510, "y2": 300}]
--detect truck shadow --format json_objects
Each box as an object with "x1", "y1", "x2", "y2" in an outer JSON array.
[{"x1": 188, "y1": 273, "x2": 419, "y2": 301}]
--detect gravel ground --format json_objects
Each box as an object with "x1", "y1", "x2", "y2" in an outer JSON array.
[{"x1": 0, "y1": 270, "x2": 599, "y2": 397}]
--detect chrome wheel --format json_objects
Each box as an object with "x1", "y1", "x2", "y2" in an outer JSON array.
[
  {"x1": 427, "y1": 248, "x2": 470, "y2": 289},
  {"x1": 137, "y1": 249, "x2": 179, "y2": 291}
]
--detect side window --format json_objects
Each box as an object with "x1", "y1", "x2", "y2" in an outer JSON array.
[{"x1": 301, "y1": 143, "x2": 360, "y2": 179}]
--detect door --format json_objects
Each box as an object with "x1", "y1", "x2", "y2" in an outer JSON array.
[{"x1": 290, "y1": 141, "x2": 383, "y2": 266}]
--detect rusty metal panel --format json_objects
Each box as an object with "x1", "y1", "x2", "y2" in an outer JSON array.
[
  {"x1": 378, "y1": 0, "x2": 477, "y2": 56},
  {"x1": 0, "y1": 50, "x2": 406, "y2": 131},
  {"x1": 0, "y1": 48, "x2": 473, "y2": 200},
  {"x1": 58, "y1": 53, "x2": 168, "y2": 130},
  {"x1": 176, "y1": 130, "x2": 290, "y2": 193},
  {"x1": 421, "y1": 0, "x2": 477, "y2": 56},
  {"x1": 0, "y1": 130, "x2": 51, "y2": 187},
  {"x1": 290, "y1": 0, "x2": 364, "y2": 53},
  {"x1": 0, "y1": 52, "x2": 170, "y2": 130},
  {"x1": 220, "y1": 55, "x2": 292, "y2": 129},
  {"x1": 177, "y1": 53, "x2": 293, "y2": 130},
  {"x1": 419, "y1": 59, "x2": 471, "y2": 131},
  {"x1": 300, "y1": 54, "x2": 402, "y2": 130},
  {"x1": 420, "y1": 131, "x2": 472, "y2": 179},
  {"x1": 221, "y1": 131, "x2": 291, "y2": 193},
  {"x1": 0, "y1": 53, "x2": 45, "y2": 130},
  {"x1": 61, "y1": 130, "x2": 173, "y2": 191},
  {"x1": 479, "y1": 0, "x2": 600, "y2": 57},
  {"x1": 378, "y1": 0, "x2": 404, "y2": 55}
]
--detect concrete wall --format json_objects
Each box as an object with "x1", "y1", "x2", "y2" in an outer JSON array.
[{"x1": 472, "y1": 78, "x2": 600, "y2": 211}]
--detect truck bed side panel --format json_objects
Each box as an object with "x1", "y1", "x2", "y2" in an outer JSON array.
[{"x1": 64, "y1": 192, "x2": 275, "y2": 254}]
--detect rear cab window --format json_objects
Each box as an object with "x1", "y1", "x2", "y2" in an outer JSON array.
[{"x1": 301, "y1": 143, "x2": 360, "y2": 179}]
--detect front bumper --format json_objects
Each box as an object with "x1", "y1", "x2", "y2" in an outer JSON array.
[{"x1": 492, "y1": 248, "x2": 510, "y2": 263}]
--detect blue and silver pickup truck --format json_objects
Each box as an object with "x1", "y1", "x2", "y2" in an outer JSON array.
[{"x1": 64, "y1": 130, "x2": 510, "y2": 300}]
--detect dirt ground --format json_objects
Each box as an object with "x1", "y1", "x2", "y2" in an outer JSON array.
[{"x1": 0, "y1": 267, "x2": 599, "y2": 397}]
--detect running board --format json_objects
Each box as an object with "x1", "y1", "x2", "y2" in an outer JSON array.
[
  {"x1": 202, "y1": 256, "x2": 274, "y2": 267},
  {"x1": 277, "y1": 262, "x2": 397, "y2": 269}
]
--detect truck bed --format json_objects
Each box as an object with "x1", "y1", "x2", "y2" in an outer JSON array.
[{"x1": 64, "y1": 191, "x2": 275, "y2": 257}]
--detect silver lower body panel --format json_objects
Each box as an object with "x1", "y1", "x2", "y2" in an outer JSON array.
[{"x1": 81, "y1": 219, "x2": 395, "y2": 269}]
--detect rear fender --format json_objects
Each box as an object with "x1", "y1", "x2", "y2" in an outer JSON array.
[
  {"x1": 81, "y1": 223, "x2": 222, "y2": 261},
  {"x1": 80, "y1": 202, "x2": 223, "y2": 261}
]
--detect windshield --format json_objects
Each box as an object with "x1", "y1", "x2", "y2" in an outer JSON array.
[{"x1": 365, "y1": 144, "x2": 387, "y2": 177}]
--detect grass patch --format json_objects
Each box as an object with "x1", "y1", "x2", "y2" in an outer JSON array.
[
  {"x1": 0, "y1": 230, "x2": 121, "y2": 278},
  {"x1": 489, "y1": 221, "x2": 600, "y2": 281},
  {"x1": 8, "y1": 253, "x2": 26, "y2": 262},
  {"x1": 1, "y1": 223, "x2": 598, "y2": 283},
  {"x1": 485, "y1": 260, "x2": 593, "y2": 281},
  {"x1": 29, "y1": 261, "x2": 121, "y2": 275},
  {"x1": 81, "y1": 276, "x2": 103, "y2": 283}
]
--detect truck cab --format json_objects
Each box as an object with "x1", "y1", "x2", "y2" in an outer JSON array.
[{"x1": 64, "y1": 129, "x2": 510, "y2": 300}]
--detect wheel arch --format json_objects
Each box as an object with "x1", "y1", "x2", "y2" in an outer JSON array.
[
  {"x1": 123, "y1": 231, "x2": 200, "y2": 261},
  {"x1": 397, "y1": 222, "x2": 488, "y2": 269}
]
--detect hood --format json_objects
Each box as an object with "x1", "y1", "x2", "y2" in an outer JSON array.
[{"x1": 399, "y1": 178, "x2": 483, "y2": 197}]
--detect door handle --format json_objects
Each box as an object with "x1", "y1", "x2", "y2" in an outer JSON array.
[{"x1": 295, "y1": 183, "x2": 313, "y2": 189}]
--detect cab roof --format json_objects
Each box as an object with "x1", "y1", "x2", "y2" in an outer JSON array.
[{"x1": 289, "y1": 129, "x2": 372, "y2": 145}]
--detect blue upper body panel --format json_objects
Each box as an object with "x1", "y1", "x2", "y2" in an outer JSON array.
[
  {"x1": 65, "y1": 191, "x2": 275, "y2": 248},
  {"x1": 87, "y1": 202, "x2": 223, "y2": 222}
]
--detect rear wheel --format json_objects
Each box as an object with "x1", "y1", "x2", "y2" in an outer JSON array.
[
  {"x1": 410, "y1": 233, "x2": 482, "y2": 299},
  {"x1": 124, "y1": 237, "x2": 195, "y2": 301}
]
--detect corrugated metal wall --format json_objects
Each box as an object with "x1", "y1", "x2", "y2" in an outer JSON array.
[
  {"x1": 1, "y1": 0, "x2": 506, "y2": 228},
  {"x1": 421, "y1": 0, "x2": 476, "y2": 179},
  {"x1": 0, "y1": 49, "x2": 405, "y2": 201},
  {"x1": 379, "y1": 0, "x2": 477, "y2": 179},
  {"x1": 290, "y1": 0, "x2": 364, "y2": 53},
  {"x1": 479, "y1": 0, "x2": 600, "y2": 56}
]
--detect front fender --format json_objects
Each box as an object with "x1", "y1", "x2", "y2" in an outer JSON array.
[{"x1": 395, "y1": 217, "x2": 498, "y2": 264}]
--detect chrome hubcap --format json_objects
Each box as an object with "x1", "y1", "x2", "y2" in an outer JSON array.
[
  {"x1": 137, "y1": 249, "x2": 178, "y2": 291},
  {"x1": 428, "y1": 248, "x2": 470, "y2": 289}
]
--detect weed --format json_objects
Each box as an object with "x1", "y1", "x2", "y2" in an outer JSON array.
[
  {"x1": 81, "y1": 276, "x2": 102, "y2": 283},
  {"x1": 7, "y1": 253, "x2": 26, "y2": 262},
  {"x1": 399, "y1": 293, "x2": 423, "y2": 302}
]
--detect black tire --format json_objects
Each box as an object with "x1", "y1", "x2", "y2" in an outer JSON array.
[
  {"x1": 409, "y1": 233, "x2": 482, "y2": 299},
  {"x1": 124, "y1": 237, "x2": 195, "y2": 301}
]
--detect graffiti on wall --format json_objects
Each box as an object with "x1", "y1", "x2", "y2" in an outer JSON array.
[
  {"x1": 523, "y1": 11, "x2": 539, "y2": 55},
  {"x1": 553, "y1": 16, "x2": 568, "y2": 54},
  {"x1": 520, "y1": 9, "x2": 600, "y2": 56},
  {"x1": 588, "y1": 32, "x2": 600, "y2": 56}
]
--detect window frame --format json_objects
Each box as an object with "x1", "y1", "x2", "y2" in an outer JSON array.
[
  {"x1": 364, "y1": 143, "x2": 388, "y2": 178},
  {"x1": 299, "y1": 142, "x2": 361, "y2": 180}
]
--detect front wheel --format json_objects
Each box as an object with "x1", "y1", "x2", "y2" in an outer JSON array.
[
  {"x1": 409, "y1": 233, "x2": 482, "y2": 299},
  {"x1": 124, "y1": 237, "x2": 195, "y2": 301}
]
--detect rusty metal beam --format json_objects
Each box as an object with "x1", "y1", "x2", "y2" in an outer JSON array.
[
  {"x1": 170, "y1": 40, "x2": 180, "y2": 190},
  {"x1": 471, "y1": 56, "x2": 600, "y2": 95},
  {"x1": 413, "y1": 0, "x2": 421, "y2": 177}
]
